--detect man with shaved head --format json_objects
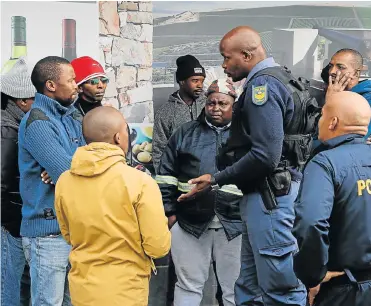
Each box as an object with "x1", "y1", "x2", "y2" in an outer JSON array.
[
  {"x1": 178, "y1": 26, "x2": 314, "y2": 305},
  {"x1": 293, "y1": 91, "x2": 371, "y2": 306},
  {"x1": 55, "y1": 107, "x2": 171, "y2": 306},
  {"x1": 82, "y1": 105, "x2": 128, "y2": 147}
]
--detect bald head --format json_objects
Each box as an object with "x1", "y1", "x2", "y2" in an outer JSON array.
[
  {"x1": 82, "y1": 106, "x2": 129, "y2": 153},
  {"x1": 221, "y1": 26, "x2": 263, "y2": 53},
  {"x1": 219, "y1": 26, "x2": 266, "y2": 82},
  {"x1": 318, "y1": 91, "x2": 371, "y2": 141}
]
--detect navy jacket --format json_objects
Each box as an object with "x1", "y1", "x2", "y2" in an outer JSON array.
[
  {"x1": 156, "y1": 111, "x2": 242, "y2": 240},
  {"x1": 293, "y1": 134, "x2": 371, "y2": 288},
  {"x1": 214, "y1": 58, "x2": 300, "y2": 192}
]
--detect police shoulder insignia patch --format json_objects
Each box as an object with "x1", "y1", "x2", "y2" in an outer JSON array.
[{"x1": 252, "y1": 84, "x2": 268, "y2": 106}]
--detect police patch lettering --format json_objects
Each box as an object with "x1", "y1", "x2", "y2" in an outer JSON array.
[{"x1": 252, "y1": 84, "x2": 268, "y2": 105}]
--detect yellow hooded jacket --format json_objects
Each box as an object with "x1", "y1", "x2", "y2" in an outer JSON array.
[{"x1": 55, "y1": 142, "x2": 171, "y2": 306}]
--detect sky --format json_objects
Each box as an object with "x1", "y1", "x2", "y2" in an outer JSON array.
[{"x1": 152, "y1": 1, "x2": 371, "y2": 18}]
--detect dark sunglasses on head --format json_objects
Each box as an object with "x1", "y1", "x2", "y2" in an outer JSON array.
[{"x1": 88, "y1": 77, "x2": 109, "y2": 85}]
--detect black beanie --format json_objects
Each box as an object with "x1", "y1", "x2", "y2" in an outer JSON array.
[{"x1": 175, "y1": 55, "x2": 206, "y2": 82}]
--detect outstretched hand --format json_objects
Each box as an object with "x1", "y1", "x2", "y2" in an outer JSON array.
[{"x1": 177, "y1": 174, "x2": 212, "y2": 202}]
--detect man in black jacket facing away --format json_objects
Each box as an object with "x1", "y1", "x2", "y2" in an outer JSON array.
[
  {"x1": 156, "y1": 78, "x2": 242, "y2": 306},
  {"x1": 1, "y1": 57, "x2": 35, "y2": 306}
]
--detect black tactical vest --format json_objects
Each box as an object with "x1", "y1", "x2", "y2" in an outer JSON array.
[{"x1": 218, "y1": 66, "x2": 321, "y2": 172}]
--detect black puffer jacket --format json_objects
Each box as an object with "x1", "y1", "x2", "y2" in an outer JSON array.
[
  {"x1": 1, "y1": 102, "x2": 24, "y2": 237},
  {"x1": 156, "y1": 111, "x2": 242, "y2": 240}
]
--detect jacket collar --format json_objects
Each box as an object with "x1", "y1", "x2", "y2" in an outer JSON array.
[
  {"x1": 312, "y1": 133, "x2": 366, "y2": 156},
  {"x1": 351, "y1": 79, "x2": 371, "y2": 95},
  {"x1": 73, "y1": 96, "x2": 102, "y2": 116},
  {"x1": 32, "y1": 93, "x2": 76, "y2": 116},
  {"x1": 171, "y1": 90, "x2": 206, "y2": 105},
  {"x1": 1, "y1": 100, "x2": 24, "y2": 128},
  {"x1": 244, "y1": 57, "x2": 280, "y2": 87}
]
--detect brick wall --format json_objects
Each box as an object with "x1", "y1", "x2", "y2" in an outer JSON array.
[{"x1": 99, "y1": 1, "x2": 153, "y2": 123}]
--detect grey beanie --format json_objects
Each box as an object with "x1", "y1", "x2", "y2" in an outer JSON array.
[{"x1": 1, "y1": 57, "x2": 36, "y2": 98}]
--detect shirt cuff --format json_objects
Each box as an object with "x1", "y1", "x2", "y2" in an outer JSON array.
[{"x1": 214, "y1": 171, "x2": 228, "y2": 187}]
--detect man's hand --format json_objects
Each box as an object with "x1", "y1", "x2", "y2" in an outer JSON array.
[
  {"x1": 177, "y1": 174, "x2": 212, "y2": 202},
  {"x1": 321, "y1": 271, "x2": 345, "y2": 283},
  {"x1": 168, "y1": 215, "x2": 177, "y2": 229},
  {"x1": 366, "y1": 136, "x2": 371, "y2": 144},
  {"x1": 308, "y1": 285, "x2": 320, "y2": 306},
  {"x1": 327, "y1": 70, "x2": 351, "y2": 95},
  {"x1": 41, "y1": 170, "x2": 54, "y2": 185},
  {"x1": 307, "y1": 271, "x2": 345, "y2": 305}
]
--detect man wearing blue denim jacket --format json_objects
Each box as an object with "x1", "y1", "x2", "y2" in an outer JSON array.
[
  {"x1": 178, "y1": 26, "x2": 307, "y2": 306},
  {"x1": 293, "y1": 91, "x2": 371, "y2": 306},
  {"x1": 18, "y1": 56, "x2": 85, "y2": 306}
]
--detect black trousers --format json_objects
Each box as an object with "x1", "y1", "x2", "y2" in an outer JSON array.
[{"x1": 313, "y1": 281, "x2": 371, "y2": 306}]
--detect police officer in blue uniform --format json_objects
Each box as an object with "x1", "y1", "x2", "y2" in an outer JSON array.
[
  {"x1": 178, "y1": 26, "x2": 309, "y2": 305},
  {"x1": 293, "y1": 91, "x2": 371, "y2": 306}
]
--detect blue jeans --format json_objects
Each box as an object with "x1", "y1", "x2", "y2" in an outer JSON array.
[
  {"x1": 22, "y1": 235, "x2": 71, "y2": 306},
  {"x1": 234, "y1": 181, "x2": 307, "y2": 306},
  {"x1": 1, "y1": 227, "x2": 30, "y2": 306}
]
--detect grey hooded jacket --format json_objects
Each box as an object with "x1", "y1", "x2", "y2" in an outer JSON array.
[{"x1": 153, "y1": 91, "x2": 206, "y2": 172}]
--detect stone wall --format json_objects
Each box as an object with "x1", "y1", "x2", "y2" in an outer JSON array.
[{"x1": 99, "y1": 1, "x2": 153, "y2": 123}]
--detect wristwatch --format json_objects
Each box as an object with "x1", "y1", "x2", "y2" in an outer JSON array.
[{"x1": 210, "y1": 175, "x2": 220, "y2": 191}]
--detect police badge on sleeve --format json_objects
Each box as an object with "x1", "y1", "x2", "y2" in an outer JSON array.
[{"x1": 252, "y1": 84, "x2": 268, "y2": 105}]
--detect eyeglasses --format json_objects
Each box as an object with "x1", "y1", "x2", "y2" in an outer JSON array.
[{"x1": 88, "y1": 77, "x2": 109, "y2": 85}]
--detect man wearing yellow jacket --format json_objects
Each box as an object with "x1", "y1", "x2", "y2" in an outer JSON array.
[{"x1": 55, "y1": 106, "x2": 171, "y2": 306}]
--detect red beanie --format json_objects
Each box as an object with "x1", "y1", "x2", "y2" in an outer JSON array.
[{"x1": 70, "y1": 56, "x2": 107, "y2": 85}]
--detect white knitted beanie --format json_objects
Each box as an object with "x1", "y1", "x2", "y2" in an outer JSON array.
[{"x1": 1, "y1": 57, "x2": 36, "y2": 98}]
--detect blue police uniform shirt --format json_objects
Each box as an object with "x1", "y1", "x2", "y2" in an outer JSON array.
[
  {"x1": 293, "y1": 134, "x2": 371, "y2": 288},
  {"x1": 215, "y1": 57, "x2": 298, "y2": 187}
]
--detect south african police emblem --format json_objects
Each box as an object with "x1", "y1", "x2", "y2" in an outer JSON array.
[{"x1": 252, "y1": 84, "x2": 268, "y2": 105}]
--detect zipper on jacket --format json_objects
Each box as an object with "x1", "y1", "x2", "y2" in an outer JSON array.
[
  {"x1": 215, "y1": 130, "x2": 223, "y2": 165},
  {"x1": 189, "y1": 105, "x2": 194, "y2": 120},
  {"x1": 214, "y1": 129, "x2": 223, "y2": 215}
]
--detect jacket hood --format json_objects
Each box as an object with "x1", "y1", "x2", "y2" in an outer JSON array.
[
  {"x1": 168, "y1": 92, "x2": 183, "y2": 104},
  {"x1": 352, "y1": 79, "x2": 371, "y2": 95},
  {"x1": 168, "y1": 91, "x2": 206, "y2": 105},
  {"x1": 70, "y1": 142, "x2": 126, "y2": 177}
]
